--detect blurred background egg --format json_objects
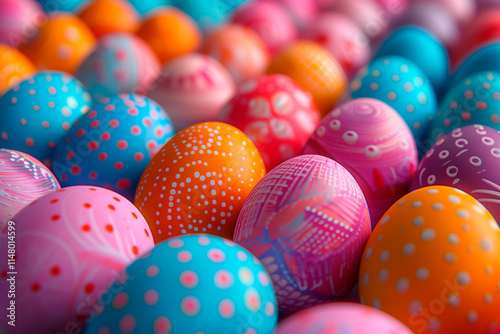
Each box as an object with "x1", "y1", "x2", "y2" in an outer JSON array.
[
  {"x1": 84, "y1": 234, "x2": 278, "y2": 334},
  {"x1": 234, "y1": 155, "x2": 371, "y2": 315},
  {"x1": 127, "y1": 0, "x2": 168, "y2": 15},
  {"x1": 260, "y1": 0, "x2": 318, "y2": 30},
  {"x1": 0, "y1": 0, "x2": 46, "y2": 47},
  {"x1": 0, "y1": 43, "x2": 36, "y2": 94},
  {"x1": 35, "y1": 0, "x2": 89, "y2": 12},
  {"x1": 451, "y1": 43, "x2": 500, "y2": 87}
]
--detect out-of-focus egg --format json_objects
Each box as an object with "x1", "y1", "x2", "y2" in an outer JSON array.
[
  {"x1": 84, "y1": 234, "x2": 278, "y2": 334},
  {"x1": 35, "y1": 0, "x2": 89, "y2": 12},
  {"x1": 0, "y1": 43, "x2": 36, "y2": 94},
  {"x1": 136, "y1": 8, "x2": 201, "y2": 65},
  {"x1": 0, "y1": 186, "x2": 154, "y2": 334},
  {"x1": 452, "y1": 42, "x2": 500, "y2": 87},
  {"x1": 426, "y1": 0, "x2": 476, "y2": 24},
  {"x1": 18, "y1": 13, "x2": 96, "y2": 74},
  {"x1": 77, "y1": 0, "x2": 140, "y2": 38},
  {"x1": 0, "y1": 0, "x2": 45, "y2": 47},
  {"x1": 478, "y1": 0, "x2": 500, "y2": 9},
  {"x1": 135, "y1": 122, "x2": 266, "y2": 242},
  {"x1": 201, "y1": 24, "x2": 269, "y2": 85},
  {"x1": 51, "y1": 94, "x2": 174, "y2": 201},
  {"x1": 0, "y1": 71, "x2": 92, "y2": 166},
  {"x1": 350, "y1": 56, "x2": 437, "y2": 156},
  {"x1": 359, "y1": 185, "x2": 500, "y2": 334},
  {"x1": 0, "y1": 149, "x2": 60, "y2": 225},
  {"x1": 128, "y1": 0, "x2": 168, "y2": 15},
  {"x1": 76, "y1": 33, "x2": 160, "y2": 100},
  {"x1": 374, "y1": 0, "x2": 409, "y2": 16},
  {"x1": 303, "y1": 98, "x2": 418, "y2": 226},
  {"x1": 259, "y1": 0, "x2": 318, "y2": 29},
  {"x1": 329, "y1": 0, "x2": 388, "y2": 39},
  {"x1": 234, "y1": 155, "x2": 371, "y2": 314},
  {"x1": 267, "y1": 40, "x2": 347, "y2": 116},
  {"x1": 219, "y1": 74, "x2": 320, "y2": 171},
  {"x1": 276, "y1": 302, "x2": 414, "y2": 334},
  {"x1": 231, "y1": 1, "x2": 297, "y2": 55},
  {"x1": 146, "y1": 54, "x2": 235, "y2": 132}
]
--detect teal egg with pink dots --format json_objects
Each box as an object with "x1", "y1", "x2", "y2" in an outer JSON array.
[
  {"x1": 0, "y1": 71, "x2": 92, "y2": 166},
  {"x1": 350, "y1": 56, "x2": 437, "y2": 156},
  {"x1": 50, "y1": 94, "x2": 174, "y2": 201},
  {"x1": 83, "y1": 234, "x2": 278, "y2": 334}
]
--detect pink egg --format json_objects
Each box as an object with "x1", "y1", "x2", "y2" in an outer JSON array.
[
  {"x1": 420, "y1": 0, "x2": 476, "y2": 24},
  {"x1": 329, "y1": 0, "x2": 388, "y2": 39},
  {"x1": 0, "y1": 186, "x2": 154, "y2": 334},
  {"x1": 374, "y1": 0, "x2": 409, "y2": 16},
  {"x1": 146, "y1": 53, "x2": 235, "y2": 132},
  {"x1": 0, "y1": 0, "x2": 46, "y2": 47},
  {"x1": 258, "y1": 0, "x2": 318, "y2": 29}
]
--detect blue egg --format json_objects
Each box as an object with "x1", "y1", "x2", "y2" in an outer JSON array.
[
  {"x1": 350, "y1": 56, "x2": 437, "y2": 155},
  {"x1": 36, "y1": 0, "x2": 89, "y2": 12},
  {"x1": 83, "y1": 234, "x2": 278, "y2": 334},
  {"x1": 128, "y1": 0, "x2": 171, "y2": 15},
  {"x1": 375, "y1": 26, "x2": 450, "y2": 98},
  {"x1": 451, "y1": 42, "x2": 500, "y2": 88},
  {"x1": 0, "y1": 71, "x2": 91, "y2": 166}
]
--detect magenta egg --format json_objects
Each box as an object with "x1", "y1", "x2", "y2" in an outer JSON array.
[{"x1": 0, "y1": 0, "x2": 46, "y2": 47}]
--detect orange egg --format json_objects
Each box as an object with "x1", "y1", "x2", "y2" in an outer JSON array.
[
  {"x1": 267, "y1": 40, "x2": 347, "y2": 116},
  {"x1": 135, "y1": 122, "x2": 266, "y2": 243},
  {"x1": 0, "y1": 44, "x2": 36, "y2": 94},
  {"x1": 359, "y1": 186, "x2": 500, "y2": 334},
  {"x1": 136, "y1": 8, "x2": 201, "y2": 65},
  {"x1": 78, "y1": 0, "x2": 140, "y2": 39},
  {"x1": 19, "y1": 13, "x2": 96, "y2": 74}
]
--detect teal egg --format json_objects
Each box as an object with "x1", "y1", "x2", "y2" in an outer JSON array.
[{"x1": 452, "y1": 42, "x2": 500, "y2": 88}]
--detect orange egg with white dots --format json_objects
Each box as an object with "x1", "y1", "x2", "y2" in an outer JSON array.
[
  {"x1": 0, "y1": 43, "x2": 36, "y2": 94},
  {"x1": 359, "y1": 186, "x2": 500, "y2": 334},
  {"x1": 135, "y1": 122, "x2": 266, "y2": 242}
]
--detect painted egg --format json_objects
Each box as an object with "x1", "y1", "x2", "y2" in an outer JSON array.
[
  {"x1": 146, "y1": 54, "x2": 235, "y2": 132},
  {"x1": 77, "y1": 0, "x2": 140, "y2": 39},
  {"x1": 329, "y1": 0, "x2": 388, "y2": 39},
  {"x1": 0, "y1": 186, "x2": 154, "y2": 334},
  {"x1": 231, "y1": 1, "x2": 297, "y2": 55},
  {"x1": 259, "y1": 0, "x2": 318, "y2": 29},
  {"x1": 267, "y1": 41, "x2": 347, "y2": 117},
  {"x1": 375, "y1": 26, "x2": 450, "y2": 98},
  {"x1": 276, "y1": 302, "x2": 413, "y2": 334},
  {"x1": 0, "y1": 43, "x2": 36, "y2": 94},
  {"x1": 35, "y1": 0, "x2": 89, "y2": 12},
  {"x1": 83, "y1": 234, "x2": 278, "y2": 334},
  {"x1": 303, "y1": 98, "x2": 418, "y2": 227},
  {"x1": 127, "y1": 0, "x2": 168, "y2": 15},
  {"x1": 359, "y1": 185, "x2": 500, "y2": 334},
  {"x1": 0, "y1": 0, "x2": 45, "y2": 47},
  {"x1": 18, "y1": 13, "x2": 96, "y2": 74},
  {"x1": 452, "y1": 43, "x2": 500, "y2": 87},
  {"x1": 350, "y1": 56, "x2": 437, "y2": 156},
  {"x1": 201, "y1": 24, "x2": 269, "y2": 85},
  {"x1": 76, "y1": 32, "x2": 160, "y2": 100},
  {"x1": 135, "y1": 122, "x2": 266, "y2": 242},
  {"x1": 218, "y1": 74, "x2": 320, "y2": 171},
  {"x1": 0, "y1": 71, "x2": 92, "y2": 166},
  {"x1": 0, "y1": 149, "x2": 60, "y2": 226},
  {"x1": 136, "y1": 8, "x2": 201, "y2": 65},
  {"x1": 233, "y1": 155, "x2": 371, "y2": 314},
  {"x1": 51, "y1": 94, "x2": 174, "y2": 201}
]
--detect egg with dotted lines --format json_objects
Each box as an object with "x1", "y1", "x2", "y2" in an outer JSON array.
[
  {"x1": 0, "y1": 71, "x2": 92, "y2": 167},
  {"x1": 83, "y1": 234, "x2": 278, "y2": 334},
  {"x1": 350, "y1": 56, "x2": 437, "y2": 156},
  {"x1": 135, "y1": 122, "x2": 266, "y2": 242},
  {"x1": 359, "y1": 185, "x2": 500, "y2": 334},
  {"x1": 0, "y1": 186, "x2": 155, "y2": 334}
]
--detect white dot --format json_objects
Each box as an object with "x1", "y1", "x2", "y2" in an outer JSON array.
[
  {"x1": 427, "y1": 189, "x2": 439, "y2": 194},
  {"x1": 447, "y1": 293, "x2": 460, "y2": 307},
  {"x1": 467, "y1": 311, "x2": 478, "y2": 323},
  {"x1": 457, "y1": 209, "x2": 470, "y2": 219},
  {"x1": 485, "y1": 293, "x2": 493, "y2": 305},
  {"x1": 456, "y1": 271, "x2": 471, "y2": 285},
  {"x1": 363, "y1": 273, "x2": 369, "y2": 286},
  {"x1": 380, "y1": 216, "x2": 390, "y2": 225},
  {"x1": 403, "y1": 243, "x2": 415, "y2": 255},
  {"x1": 445, "y1": 252, "x2": 457, "y2": 263},
  {"x1": 412, "y1": 201, "x2": 422, "y2": 208},
  {"x1": 447, "y1": 234, "x2": 460, "y2": 244},
  {"x1": 448, "y1": 195, "x2": 461, "y2": 204},
  {"x1": 372, "y1": 298, "x2": 381, "y2": 309},
  {"x1": 396, "y1": 278, "x2": 410, "y2": 293},
  {"x1": 379, "y1": 269, "x2": 389, "y2": 282},
  {"x1": 365, "y1": 247, "x2": 373, "y2": 259},
  {"x1": 481, "y1": 238, "x2": 493, "y2": 252},
  {"x1": 421, "y1": 229, "x2": 436, "y2": 241},
  {"x1": 416, "y1": 267, "x2": 430, "y2": 280},
  {"x1": 413, "y1": 216, "x2": 424, "y2": 227},
  {"x1": 380, "y1": 250, "x2": 390, "y2": 262},
  {"x1": 432, "y1": 203, "x2": 444, "y2": 210},
  {"x1": 428, "y1": 318, "x2": 441, "y2": 332}
]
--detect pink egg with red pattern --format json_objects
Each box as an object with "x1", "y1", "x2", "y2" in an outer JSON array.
[{"x1": 0, "y1": 186, "x2": 154, "y2": 334}]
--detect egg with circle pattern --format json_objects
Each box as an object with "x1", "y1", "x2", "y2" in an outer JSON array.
[
  {"x1": 135, "y1": 122, "x2": 266, "y2": 242},
  {"x1": 359, "y1": 185, "x2": 500, "y2": 334},
  {"x1": 0, "y1": 186, "x2": 154, "y2": 334},
  {"x1": 0, "y1": 71, "x2": 92, "y2": 166},
  {"x1": 233, "y1": 154, "x2": 371, "y2": 315},
  {"x1": 83, "y1": 234, "x2": 278, "y2": 334},
  {"x1": 51, "y1": 94, "x2": 174, "y2": 201}
]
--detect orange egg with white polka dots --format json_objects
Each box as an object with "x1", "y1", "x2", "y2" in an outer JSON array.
[
  {"x1": 359, "y1": 186, "x2": 500, "y2": 334},
  {"x1": 135, "y1": 122, "x2": 266, "y2": 243}
]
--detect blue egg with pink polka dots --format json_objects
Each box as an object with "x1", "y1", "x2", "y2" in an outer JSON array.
[
  {"x1": 350, "y1": 56, "x2": 437, "y2": 156},
  {"x1": 0, "y1": 71, "x2": 92, "y2": 166},
  {"x1": 83, "y1": 234, "x2": 278, "y2": 334},
  {"x1": 50, "y1": 94, "x2": 174, "y2": 201}
]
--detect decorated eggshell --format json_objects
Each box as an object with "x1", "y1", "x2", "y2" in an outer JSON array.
[
  {"x1": 83, "y1": 234, "x2": 278, "y2": 334},
  {"x1": 276, "y1": 302, "x2": 414, "y2": 334},
  {"x1": 359, "y1": 186, "x2": 500, "y2": 334},
  {"x1": 0, "y1": 149, "x2": 60, "y2": 226},
  {"x1": 135, "y1": 122, "x2": 266, "y2": 242},
  {"x1": 18, "y1": 13, "x2": 96, "y2": 74},
  {"x1": 267, "y1": 41, "x2": 347, "y2": 116},
  {"x1": 350, "y1": 56, "x2": 437, "y2": 156},
  {"x1": 0, "y1": 0, "x2": 45, "y2": 47},
  {"x1": 76, "y1": 32, "x2": 160, "y2": 100},
  {"x1": 0, "y1": 43, "x2": 36, "y2": 94},
  {"x1": 201, "y1": 24, "x2": 269, "y2": 85},
  {"x1": 218, "y1": 74, "x2": 320, "y2": 171},
  {"x1": 35, "y1": 0, "x2": 89, "y2": 12},
  {"x1": 136, "y1": 8, "x2": 201, "y2": 65},
  {"x1": 0, "y1": 71, "x2": 92, "y2": 166},
  {"x1": 303, "y1": 98, "x2": 418, "y2": 227},
  {"x1": 259, "y1": 0, "x2": 318, "y2": 29},
  {"x1": 452, "y1": 43, "x2": 500, "y2": 87},
  {"x1": 233, "y1": 155, "x2": 371, "y2": 314},
  {"x1": 0, "y1": 186, "x2": 154, "y2": 334},
  {"x1": 146, "y1": 54, "x2": 235, "y2": 132},
  {"x1": 329, "y1": 0, "x2": 388, "y2": 39}
]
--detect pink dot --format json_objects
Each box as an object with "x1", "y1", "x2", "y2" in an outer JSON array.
[
  {"x1": 153, "y1": 316, "x2": 171, "y2": 334},
  {"x1": 48, "y1": 101, "x2": 55, "y2": 108},
  {"x1": 115, "y1": 48, "x2": 127, "y2": 60},
  {"x1": 131, "y1": 126, "x2": 141, "y2": 135},
  {"x1": 101, "y1": 132, "x2": 111, "y2": 141},
  {"x1": 214, "y1": 270, "x2": 234, "y2": 289},
  {"x1": 492, "y1": 115, "x2": 500, "y2": 124},
  {"x1": 143, "y1": 117, "x2": 152, "y2": 127},
  {"x1": 117, "y1": 140, "x2": 128, "y2": 149},
  {"x1": 97, "y1": 327, "x2": 111, "y2": 334},
  {"x1": 245, "y1": 329, "x2": 257, "y2": 334},
  {"x1": 155, "y1": 127, "x2": 163, "y2": 137},
  {"x1": 33, "y1": 105, "x2": 40, "y2": 111},
  {"x1": 48, "y1": 141, "x2": 56, "y2": 149},
  {"x1": 115, "y1": 70, "x2": 125, "y2": 80},
  {"x1": 144, "y1": 289, "x2": 159, "y2": 305},
  {"x1": 62, "y1": 122, "x2": 70, "y2": 131},
  {"x1": 29, "y1": 89, "x2": 35, "y2": 95},
  {"x1": 41, "y1": 121, "x2": 50, "y2": 128},
  {"x1": 180, "y1": 271, "x2": 199, "y2": 288},
  {"x1": 134, "y1": 152, "x2": 144, "y2": 161},
  {"x1": 464, "y1": 90, "x2": 473, "y2": 99},
  {"x1": 49, "y1": 86, "x2": 56, "y2": 95},
  {"x1": 109, "y1": 120, "x2": 119, "y2": 128},
  {"x1": 112, "y1": 292, "x2": 129, "y2": 309},
  {"x1": 70, "y1": 165, "x2": 81, "y2": 175},
  {"x1": 1, "y1": 132, "x2": 8, "y2": 140},
  {"x1": 443, "y1": 119, "x2": 451, "y2": 127},
  {"x1": 116, "y1": 178, "x2": 131, "y2": 190},
  {"x1": 90, "y1": 120, "x2": 100, "y2": 128},
  {"x1": 477, "y1": 101, "x2": 488, "y2": 110},
  {"x1": 20, "y1": 118, "x2": 27, "y2": 126},
  {"x1": 88, "y1": 141, "x2": 99, "y2": 150},
  {"x1": 88, "y1": 110, "x2": 97, "y2": 118},
  {"x1": 104, "y1": 104, "x2": 116, "y2": 111},
  {"x1": 146, "y1": 140, "x2": 157, "y2": 151},
  {"x1": 177, "y1": 250, "x2": 192, "y2": 263},
  {"x1": 89, "y1": 171, "x2": 98, "y2": 179},
  {"x1": 208, "y1": 249, "x2": 225, "y2": 263},
  {"x1": 119, "y1": 315, "x2": 136, "y2": 334},
  {"x1": 98, "y1": 152, "x2": 108, "y2": 161},
  {"x1": 114, "y1": 161, "x2": 124, "y2": 170},
  {"x1": 461, "y1": 112, "x2": 471, "y2": 121},
  {"x1": 181, "y1": 296, "x2": 200, "y2": 316},
  {"x1": 11, "y1": 97, "x2": 17, "y2": 104},
  {"x1": 146, "y1": 265, "x2": 160, "y2": 277},
  {"x1": 387, "y1": 92, "x2": 396, "y2": 100},
  {"x1": 25, "y1": 138, "x2": 34, "y2": 147},
  {"x1": 66, "y1": 151, "x2": 75, "y2": 159},
  {"x1": 76, "y1": 129, "x2": 85, "y2": 137},
  {"x1": 128, "y1": 108, "x2": 139, "y2": 116},
  {"x1": 61, "y1": 173, "x2": 68, "y2": 181},
  {"x1": 494, "y1": 92, "x2": 500, "y2": 100},
  {"x1": 219, "y1": 299, "x2": 235, "y2": 319}
]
